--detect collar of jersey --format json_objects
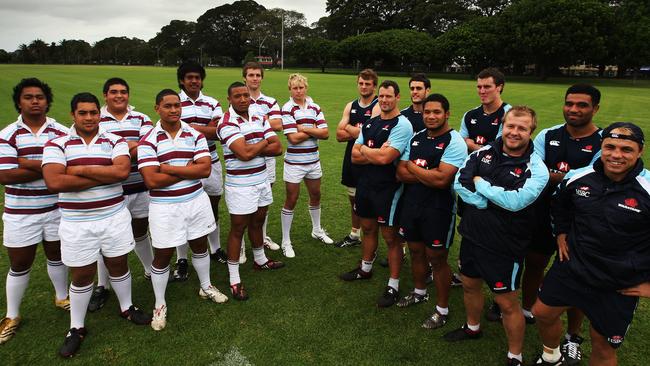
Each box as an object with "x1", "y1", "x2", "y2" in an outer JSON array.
[
  {"x1": 100, "y1": 105, "x2": 135, "y2": 121},
  {"x1": 179, "y1": 89, "x2": 205, "y2": 103},
  {"x1": 16, "y1": 115, "x2": 58, "y2": 134}
]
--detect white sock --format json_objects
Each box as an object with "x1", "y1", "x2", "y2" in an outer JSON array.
[
  {"x1": 542, "y1": 346, "x2": 562, "y2": 362},
  {"x1": 5, "y1": 268, "x2": 30, "y2": 318},
  {"x1": 262, "y1": 211, "x2": 269, "y2": 239},
  {"x1": 436, "y1": 305, "x2": 449, "y2": 315},
  {"x1": 241, "y1": 238, "x2": 246, "y2": 253},
  {"x1": 308, "y1": 205, "x2": 321, "y2": 232},
  {"x1": 208, "y1": 224, "x2": 221, "y2": 254},
  {"x1": 109, "y1": 270, "x2": 133, "y2": 312},
  {"x1": 133, "y1": 235, "x2": 153, "y2": 276},
  {"x1": 252, "y1": 247, "x2": 268, "y2": 265},
  {"x1": 228, "y1": 260, "x2": 240, "y2": 286},
  {"x1": 350, "y1": 228, "x2": 360, "y2": 239},
  {"x1": 191, "y1": 251, "x2": 211, "y2": 290},
  {"x1": 97, "y1": 256, "x2": 110, "y2": 289},
  {"x1": 46, "y1": 260, "x2": 68, "y2": 301},
  {"x1": 508, "y1": 352, "x2": 522, "y2": 362},
  {"x1": 150, "y1": 265, "x2": 169, "y2": 308},
  {"x1": 388, "y1": 277, "x2": 399, "y2": 291},
  {"x1": 361, "y1": 259, "x2": 374, "y2": 273},
  {"x1": 281, "y1": 208, "x2": 293, "y2": 244},
  {"x1": 69, "y1": 283, "x2": 93, "y2": 329},
  {"x1": 414, "y1": 288, "x2": 427, "y2": 296},
  {"x1": 467, "y1": 323, "x2": 480, "y2": 331},
  {"x1": 176, "y1": 243, "x2": 188, "y2": 261}
]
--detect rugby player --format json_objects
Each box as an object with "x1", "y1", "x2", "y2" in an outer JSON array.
[
  {"x1": 400, "y1": 73, "x2": 430, "y2": 133},
  {"x1": 243, "y1": 62, "x2": 283, "y2": 252},
  {"x1": 42, "y1": 93, "x2": 151, "y2": 357},
  {"x1": 89, "y1": 77, "x2": 155, "y2": 312},
  {"x1": 524, "y1": 84, "x2": 602, "y2": 364},
  {"x1": 446, "y1": 106, "x2": 549, "y2": 366},
  {"x1": 174, "y1": 61, "x2": 225, "y2": 279},
  {"x1": 218, "y1": 82, "x2": 284, "y2": 301},
  {"x1": 335, "y1": 68, "x2": 380, "y2": 248},
  {"x1": 139, "y1": 89, "x2": 228, "y2": 331},
  {"x1": 0, "y1": 78, "x2": 69, "y2": 344},
  {"x1": 339, "y1": 80, "x2": 413, "y2": 308},
  {"x1": 533, "y1": 122, "x2": 650, "y2": 366},
  {"x1": 279, "y1": 73, "x2": 333, "y2": 257},
  {"x1": 395, "y1": 94, "x2": 467, "y2": 328}
]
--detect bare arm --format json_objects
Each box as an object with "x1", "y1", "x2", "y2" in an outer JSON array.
[
  {"x1": 396, "y1": 160, "x2": 418, "y2": 183},
  {"x1": 190, "y1": 124, "x2": 218, "y2": 140},
  {"x1": 286, "y1": 131, "x2": 312, "y2": 145},
  {"x1": 65, "y1": 155, "x2": 131, "y2": 184},
  {"x1": 336, "y1": 102, "x2": 353, "y2": 142},
  {"x1": 261, "y1": 135, "x2": 283, "y2": 157},
  {"x1": 299, "y1": 124, "x2": 329, "y2": 140},
  {"x1": 159, "y1": 156, "x2": 211, "y2": 180},
  {"x1": 127, "y1": 141, "x2": 139, "y2": 161},
  {"x1": 465, "y1": 138, "x2": 483, "y2": 152},
  {"x1": 139, "y1": 165, "x2": 183, "y2": 190},
  {"x1": 360, "y1": 142, "x2": 401, "y2": 165},
  {"x1": 549, "y1": 171, "x2": 566, "y2": 186},
  {"x1": 0, "y1": 166, "x2": 42, "y2": 184},
  {"x1": 408, "y1": 161, "x2": 459, "y2": 189},
  {"x1": 42, "y1": 163, "x2": 102, "y2": 193},
  {"x1": 268, "y1": 118, "x2": 283, "y2": 132},
  {"x1": 351, "y1": 143, "x2": 370, "y2": 165},
  {"x1": 228, "y1": 137, "x2": 269, "y2": 161}
]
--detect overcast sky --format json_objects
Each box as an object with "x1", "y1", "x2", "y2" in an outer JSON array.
[{"x1": 0, "y1": 0, "x2": 328, "y2": 51}]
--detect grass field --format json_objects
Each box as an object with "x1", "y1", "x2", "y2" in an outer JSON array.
[{"x1": 0, "y1": 65, "x2": 649, "y2": 365}]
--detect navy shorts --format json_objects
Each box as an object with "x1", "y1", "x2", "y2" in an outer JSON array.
[
  {"x1": 399, "y1": 204, "x2": 455, "y2": 250},
  {"x1": 354, "y1": 183, "x2": 402, "y2": 226},
  {"x1": 459, "y1": 237, "x2": 523, "y2": 294},
  {"x1": 528, "y1": 219, "x2": 556, "y2": 256},
  {"x1": 538, "y1": 259, "x2": 639, "y2": 349}
]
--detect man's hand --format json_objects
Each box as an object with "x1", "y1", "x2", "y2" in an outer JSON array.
[
  {"x1": 619, "y1": 282, "x2": 650, "y2": 298},
  {"x1": 472, "y1": 176, "x2": 482, "y2": 184},
  {"x1": 557, "y1": 233, "x2": 569, "y2": 262}
]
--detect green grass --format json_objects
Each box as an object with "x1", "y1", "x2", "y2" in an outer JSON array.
[{"x1": 0, "y1": 65, "x2": 649, "y2": 365}]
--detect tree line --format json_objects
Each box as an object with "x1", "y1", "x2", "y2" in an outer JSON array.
[{"x1": 1, "y1": 0, "x2": 648, "y2": 78}]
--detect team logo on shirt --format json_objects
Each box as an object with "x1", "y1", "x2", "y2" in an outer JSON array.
[
  {"x1": 432, "y1": 239, "x2": 442, "y2": 247},
  {"x1": 366, "y1": 124, "x2": 371, "y2": 129},
  {"x1": 351, "y1": 109, "x2": 357, "y2": 114},
  {"x1": 470, "y1": 118, "x2": 477, "y2": 125},
  {"x1": 618, "y1": 198, "x2": 641, "y2": 213},
  {"x1": 377, "y1": 216, "x2": 386, "y2": 224},
  {"x1": 382, "y1": 124, "x2": 390, "y2": 131},
  {"x1": 475, "y1": 135, "x2": 486, "y2": 145},
  {"x1": 550, "y1": 140, "x2": 560, "y2": 147},
  {"x1": 48, "y1": 131, "x2": 57, "y2": 140},
  {"x1": 367, "y1": 140, "x2": 375, "y2": 147},
  {"x1": 575, "y1": 186, "x2": 590, "y2": 197},
  {"x1": 491, "y1": 118, "x2": 499, "y2": 125},
  {"x1": 436, "y1": 142, "x2": 445, "y2": 150},
  {"x1": 581, "y1": 145, "x2": 593, "y2": 153},
  {"x1": 414, "y1": 158, "x2": 428, "y2": 167},
  {"x1": 365, "y1": 110, "x2": 372, "y2": 116},
  {"x1": 481, "y1": 154, "x2": 493, "y2": 165},
  {"x1": 185, "y1": 137, "x2": 194, "y2": 146},
  {"x1": 131, "y1": 119, "x2": 140, "y2": 126},
  {"x1": 412, "y1": 140, "x2": 419, "y2": 146},
  {"x1": 493, "y1": 281, "x2": 507, "y2": 291},
  {"x1": 101, "y1": 142, "x2": 111, "y2": 153},
  {"x1": 510, "y1": 167, "x2": 523, "y2": 178},
  {"x1": 557, "y1": 161, "x2": 570, "y2": 172},
  {"x1": 608, "y1": 335, "x2": 624, "y2": 345}
]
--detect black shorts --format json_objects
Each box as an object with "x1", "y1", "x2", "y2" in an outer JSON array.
[
  {"x1": 459, "y1": 237, "x2": 523, "y2": 294},
  {"x1": 528, "y1": 219, "x2": 556, "y2": 256},
  {"x1": 538, "y1": 259, "x2": 639, "y2": 349},
  {"x1": 341, "y1": 159, "x2": 361, "y2": 188},
  {"x1": 354, "y1": 183, "x2": 402, "y2": 226},
  {"x1": 399, "y1": 204, "x2": 455, "y2": 250}
]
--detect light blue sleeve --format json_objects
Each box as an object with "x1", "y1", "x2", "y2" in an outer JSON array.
[
  {"x1": 496, "y1": 104, "x2": 511, "y2": 139},
  {"x1": 533, "y1": 128, "x2": 548, "y2": 161},
  {"x1": 588, "y1": 129, "x2": 604, "y2": 165},
  {"x1": 496, "y1": 123, "x2": 503, "y2": 138},
  {"x1": 400, "y1": 136, "x2": 412, "y2": 161},
  {"x1": 355, "y1": 126, "x2": 365, "y2": 145},
  {"x1": 388, "y1": 118, "x2": 414, "y2": 154},
  {"x1": 441, "y1": 132, "x2": 468, "y2": 167},
  {"x1": 453, "y1": 151, "x2": 488, "y2": 209},
  {"x1": 459, "y1": 111, "x2": 469, "y2": 139},
  {"x1": 474, "y1": 153, "x2": 549, "y2": 212}
]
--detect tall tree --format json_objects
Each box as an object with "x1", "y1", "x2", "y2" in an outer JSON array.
[
  {"x1": 608, "y1": 0, "x2": 650, "y2": 77},
  {"x1": 149, "y1": 20, "x2": 197, "y2": 65}
]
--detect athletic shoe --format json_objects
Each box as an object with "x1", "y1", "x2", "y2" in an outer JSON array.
[
  {"x1": 422, "y1": 311, "x2": 448, "y2": 329},
  {"x1": 210, "y1": 248, "x2": 228, "y2": 264},
  {"x1": 230, "y1": 283, "x2": 249, "y2": 301},
  {"x1": 339, "y1": 266, "x2": 372, "y2": 281},
  {"x1": 199, "y1": 285, "x2": 229, "y2": 303},
  {"x1": 0, "y1": 317, "x2": 21, "y2": 344},
  {"x1": 264, "y1": 236, "x2": 280, "y2": 251},
  {"x1": 443, "y1": 324, "x2": 482, "y2": 342},
  {"x1": 253, "y1": 259, "x2": 285, "y2": 270},
  {"x1": 507, "y1": 358, "x2": 523, "y2": 366},
  {"x1": 88, "y1": 286, "x2": 110, "y2": 312},
  {"x1": 335, "y1": 235, "x2": 361, "y2": 248},
  {"x1": 55, "y1": 296, "x2": 71, "y2": 311},
  {"x1": 151, "y1": 305, "x2": 167, "y2": 331},
  {"x1": 524, "y1": 312, "x2": 536, "y2": 325},
  {"x1": 377, "y1": 286, "x2": 399, "y2": 308},
  {"x1": 311, "y1": 229, "x2": 334, "y2": 244},
  {"x1": 532, "y1": 354, "x2": 567, "y2": 365},
  {"x1": 282, "y1": 243, "x2": 295, "y2": 258},
  {"x1": 171, "y1": 259, "x2": 189, "y2": 281},
  {"x1": 561, "y1": 335, "x2": 583, "y2": 365},
  {"x1": 239, "y1": 249, "x2": 247, "y2": 264},
  {"x1": 397, "y1": 292, "x2": 429, "y2": 308},
  {"x1": 486, "y1": 301, "x2": 502, "y2": 322},
  {"x1": 120, "y1": 305, "x2": 152, "y2": 325},
  {"x1": 451, "y1": 272, "x2": 463, "y2": 287},
  {"x1": 59, "y1": 327, "x2": 87, "y2": 358}
]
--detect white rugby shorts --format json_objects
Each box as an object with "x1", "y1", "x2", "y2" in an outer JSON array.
[
  {"x1": 3, "y1": 209, "x2": 61, "y2": 247},
  {"x1": 125, "y1": 191, "x2": 150, "y2": 219},
  {"x1": 224, "y1": 182, "x2": 273, "y2": 215},
  {"x1": 201, "y1": 162, "x2": 224, "y2": 196},
  {"x1": 283, "y1": 161, "x2": 322, "y2": 184},
  {"x1": 148, "y1": 191, "x2": 216, "y2": 248}
]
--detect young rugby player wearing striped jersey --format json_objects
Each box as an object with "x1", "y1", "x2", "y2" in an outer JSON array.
[
  {"x1": 279, "y1": 74, "x2": 333, "y2": 257},
  {"x1": 42, "y1": 93, "x2": 151, "y2": 357},
  {"x1": 218, "y1": 82, "x2": 284, "y2": 301},
  {"x1": 139, "y1": 89, "x2": 228, "y2": 331},
  {"x1": 88, "y1": 78, "x2": 155, "y2": 313},
  {"x1": 0, "y1": 78, "x2": 70, "y2": 344},
  {"x1": 173, "y1": 61, "x2": 226, "y2": 280}
]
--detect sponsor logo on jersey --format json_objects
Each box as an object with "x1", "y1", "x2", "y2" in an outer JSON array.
[
  {"x1": 481, "y1": 154, "x2": 493, "y2": 165},
  {"x1": 575, "y1": 186, "x2": 590, "y2": 197},
  {"x1": 618, "y1": 198, "x2": 641, "y2": 213},
  {"x1": 608, "y1": 335, "x2": 624, "y2": 345},
  {"x1": 557, "y1": 161, "x2": 570, "y2": 172},
  {"x1": 367, "y1": 140, "x2": 375, "y2": 147},
  {"x1": 581, "y1": 144, "x2": 593, "y2": 153},
  {"x1": 382, "y1": 124, "x2": 390, "y2": 131},
  {"x1": 510, "y1": 167, "x2": 523, "y2": 178},
  {"x1": 493, "y1": 281, "x2": 507, "y2": 291},
  {"x1": 365, "y1": 110, "x2": 372, "y2": 116},
  {"x1": 470, "y1": 118, "x2": 477, "y2": 125},
  {"x1": 377, "y1": 216, "x2": 385, "y2": 224},
  {"x1": 398, "y1": 227, "x2": 405, "y2": 236},
  {"x1": 550, "y1": 140, "x2": 560, "y2": 147},
  {"x1": 414, "y1": 158, "x2": 427, "y2": 167},
  {"x1": 436, "y1": 142, "x2": 445, "y2": 150},
  {"x1": 432, "y1": 239, "x2": 442, "y2": 247},
  {"x1": 491, "y1": 117, "x2": 499, "y2": 125},
  {"x1": 475, "y1": 135, "x2": 486, "y2": 145}
]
